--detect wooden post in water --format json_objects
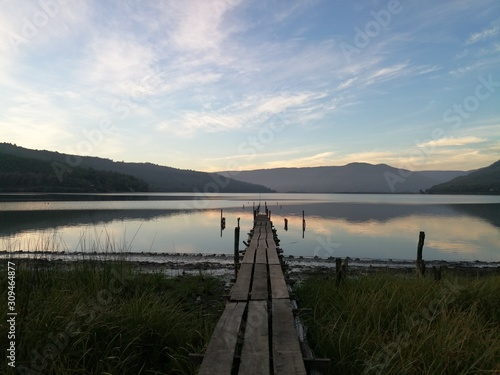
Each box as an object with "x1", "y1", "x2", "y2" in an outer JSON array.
[
  {"x1": 234, "y1": 226, "x2": 240, "y2": 278},
  {"x1": 416, "y1": 231, "x2": 426, "y2": 277},
  {"x1": 284, "y1": 218, "x2": 288, "y2": 231},
  {"x1": 302, "y1": 210, "x2": 306, "y2": 238}
]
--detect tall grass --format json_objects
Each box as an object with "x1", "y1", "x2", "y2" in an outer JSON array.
[
  {"x1": 0, "y1": 259, "x2": 225, "y2": 374},
  {"x1": 295, "y1": 273, "x2": 500, "y2": 375}
]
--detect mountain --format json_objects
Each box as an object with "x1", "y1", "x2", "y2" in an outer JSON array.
[
  {"x1": 0, "y1": 143, "x2": 273, "y2": 193},
  {"x1": 427, "y1": 160, "x2": 500, "y2": 194},
  {"x1": 0, "y1": 152, "x2": 149, "y2": 193},
  {"x1": 220, "y1": 163, "x2": 469, "y2": 193}
]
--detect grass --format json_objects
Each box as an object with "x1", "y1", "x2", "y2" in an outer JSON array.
[
  {"x1": 0, "y1": 259, "x2": 225, "y2": 375},
  {"x1": 2, "y1": 234, "x2": 499, "y2": 375},
  {"x1": 295, "y1": 272, "x2": 500, "y2": 375}
]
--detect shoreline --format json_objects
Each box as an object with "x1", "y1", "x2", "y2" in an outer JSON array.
[{"x1": 2, "y1": 250, "x2": 499, "y2": 280}]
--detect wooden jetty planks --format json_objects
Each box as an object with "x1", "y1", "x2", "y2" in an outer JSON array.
[
  {"x1": 255, "y1": 246, "x2": 267, "y2": 264},
  {"x1": 272, "y1": 299, "x2": 307, "y2": 375},
  {"x1": 201, "y1": 213, "x2": 308, "y2": 374},
  {"x1": 239, "y1": 301, "x2": 270, "y2": 375},
  {"x1": 231, "y1": 263, "x2": 253, "y2": 301},
  {"x1": 250, "y1": 263, "x2": 268, "y2": 300},
  {"x1": 199, "y1": 301, "x2": 247, "y2": 375},
  {"x1": 266, "y1": 245, "x2": 280, "y2": 265},
  {"x1": 269, "y1": 264, "x2": 289, "y2": 299},
  {"x1": 241, "y1": 246, "x2": 256, "y2": 264}
]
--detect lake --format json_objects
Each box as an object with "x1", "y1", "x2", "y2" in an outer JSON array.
[{"x1": 1, "y1": 193, "x2": 499, "y2": 262}]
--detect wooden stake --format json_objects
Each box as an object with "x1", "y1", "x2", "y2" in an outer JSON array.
[
  {"x1": 234, "y1": 226, "x2": 240, "y2": 278},
  {"x1": 433, "y1": 265, "x2": 442, "y2": 281},
  {"x1": 335, "y1": 258, "x2": 343, "y2": 285},
  {"x1": 416, "y1": 231, "x2": 426, "y2": 277}
]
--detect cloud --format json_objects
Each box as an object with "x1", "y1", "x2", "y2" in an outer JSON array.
[
  {"x1": 0, "y1": 91, "x2": 75, "y2": 149},
  {"x1": 157, "y1": 0, "x2": 242, "y2": 52},
  {"x1": 416, "y1": 136, "x2": 486, "y2": 148},
  {"x1": 466, "y1": 22, "x2": 500, "y2": 45},
  {"x1": 155, "y1": 90, "x2": 327, "y2": 136}
]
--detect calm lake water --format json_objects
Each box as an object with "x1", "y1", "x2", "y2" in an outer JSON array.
[{"x1": 1, "y1": 193, "x2": 499, "y2": 262}]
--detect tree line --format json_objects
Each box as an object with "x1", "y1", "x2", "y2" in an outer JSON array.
[{"x1": 0, "y1": 153, "x2": 149, "y2": 193}]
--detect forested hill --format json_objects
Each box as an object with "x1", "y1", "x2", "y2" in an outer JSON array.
[
  {"x1": 0, "y1": 152, "x2": 149, "y2": 193},
  {"x1": 0, "y1": 143, "x2": 273, "y2": 193},
  {"x1": 426, "y1": 160, "x2": 500, "y2": 194}
]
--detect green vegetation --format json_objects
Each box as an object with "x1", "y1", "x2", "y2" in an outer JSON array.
[
  {"x1": 427, "y1": 159, "x2": 500, "y2": 194},
  {"x1": 0, "y1": 260, "x2": 225, "y2": 374},
  {"x1": 295, "y1": 273, "x2": 500, "y2": 375},
  {"x1": 0, "y1": 143, "x2": 274, "y2": 193},
  {"x1": 0, "y1": 152, "x2": 149, "y2": 192}
]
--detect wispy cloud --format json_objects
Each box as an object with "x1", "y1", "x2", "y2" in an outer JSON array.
[
  {"x1": 416, "y1": 136, "x2": 486, "y2": 148},
  {"x1": 466, "y1": 22, "x2": 500, "y2": 45}
]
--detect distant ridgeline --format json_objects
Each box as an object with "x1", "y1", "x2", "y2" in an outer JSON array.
[
  {"x1": 0, "y1": 152, "x2": 149, "y2": 193},
  {"x1": 426, "y1": 160, "x2": 500, "y2": 194},
  {"x1": 0, "y1": 143, "x2": 274, "y2": 193}
]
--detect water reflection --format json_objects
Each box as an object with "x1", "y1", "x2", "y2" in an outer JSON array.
[{"x1": 0, "y1": 195, "x2": 499, "y2": 262}]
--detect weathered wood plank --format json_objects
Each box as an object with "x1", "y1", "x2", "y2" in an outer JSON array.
[
  {"x1": 265, "y1": 233, "x2": 276, "y2": 244},
  {"x1": 250, "y1": 263, "x2": 268, "y2": 300},
  {"x1": 266, "y1": 245, "x2": 280, "y2": 265},
  {"x1": 241, "y1": 246, "x2": 256, "y2": 264},
  {"x1": 199, "y1": 302, "x2": 247, "y2": 375},
  {"x1": 255, "y1": 246, "x2": 267, "y2": 264},
  {"x1": 231, "y1": 263, "x2": 253, "y2": 301},
  {"x1": 269, "y1": 264, "x2": 289, "y2": 299},
  {"x1": 248, "y1": 233, "x2": 260, "y2": 249},
  {"x1": 272, "y1": 299, "x2": 307, "y2": 375},
  {"x1": 239, "y1": 301, "x2": 270, "y2": 375}
]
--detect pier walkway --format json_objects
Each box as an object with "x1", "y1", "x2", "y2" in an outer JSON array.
[{"x1": 198, "y1": 214, "x2": 307, "y2": 375}]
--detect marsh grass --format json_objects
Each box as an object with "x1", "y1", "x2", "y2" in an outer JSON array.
[
  {"x1": 0, "y1": 258, "x2": 225, "y2": 374},
  {"x1": 295, "y1": 272, "x2": 500, "y2": 374}
]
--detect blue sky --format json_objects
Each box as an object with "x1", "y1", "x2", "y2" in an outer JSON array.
[{"x1": 0, "y1": 0, "x2": 499, "y2": 172}]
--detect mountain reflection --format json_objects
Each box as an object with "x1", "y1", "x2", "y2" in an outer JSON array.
[{"x1": 1, "y1": 197, "x2": 499, "y2": 261}]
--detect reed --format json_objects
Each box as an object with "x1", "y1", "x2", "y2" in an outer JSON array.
[
  {"x1": 295, "y1": 272, "x2": 500, "y2": 375},
  {"x1": 0, "y1": 258, "x2": 225, "y2": 375}
]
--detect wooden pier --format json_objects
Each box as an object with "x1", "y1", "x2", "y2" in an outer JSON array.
[{"x1": 198, "y1": 214, "x2": 307, "y2": 375}]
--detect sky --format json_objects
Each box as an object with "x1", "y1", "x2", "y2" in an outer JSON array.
[{"x1": 0, "y1": 0, "x2": 499, "y2": 172}]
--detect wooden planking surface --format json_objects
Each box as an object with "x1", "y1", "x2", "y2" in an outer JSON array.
[
  {"x1": 203, "y1": 213, "x2": 308, "y2": 374},
  {"x1": 269, "y1": 264, "x2": 289, "y2": 299},
  {"x1": 239, "y1": 301, "x2": 270, "y2": 375},
  {"x1": 241, "y1": 246, "x2": 256, "y2": 264},
  {"x1": 199, "y1": 302, "x2": 247, "y2": 375},
  {"x1": 266, "y1": 246, "x2": 280, "y2": 265},
  {"x1": 255, "y1": 246, "x2": 267, "y2": 264},
  {"x1": 272, "y1": 299, "x2": 307, "y2": 375},
  {"x1": 231, "y1": 263, "x2": 253, "y2": 301},
  {"x1": 250, "y1": 264, "x2": 268, "y2": 300}
]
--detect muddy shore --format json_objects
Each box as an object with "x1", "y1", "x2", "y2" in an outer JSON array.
[{"x1": 2, "y1": 251, "x2": 499, "y2": 283}]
